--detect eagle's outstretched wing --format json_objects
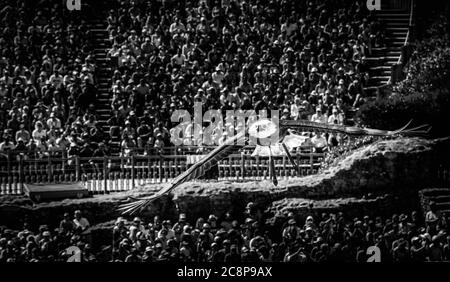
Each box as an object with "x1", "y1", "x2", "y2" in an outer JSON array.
[
  {"x1": 280, "y1": 119, "x2": 431, "y2": 137},
  {"x1": 118, "y1": 119, "x2": 431, "y2": 215},
  {"x1": 118, "y1": 132, "x2": 248, "y2": 215}
]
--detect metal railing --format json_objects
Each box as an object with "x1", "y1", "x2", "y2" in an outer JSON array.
[
  {"x1": 385, "y1": 0, "x2": 412, "y2": 10},
  {"x1": 388, "y1": 0, "x2": 415, "y2": 85},
  {"x1": 0, "y1": 149, "x2": 325, "y2": 195}
]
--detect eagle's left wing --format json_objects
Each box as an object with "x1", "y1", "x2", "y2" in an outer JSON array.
[{"x1": 118, "y1": 131, "x2": 248, "y2": 215}]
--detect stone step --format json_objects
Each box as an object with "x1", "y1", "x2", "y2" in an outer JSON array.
[
  {"x1": 91, "y1": 28, "x2": 108, "y2": 32},
  {"x1": 384, "y1": 22, "x2": 409, "y2": 28},
  {"x1": 436, "y1": 202, "x2": 450, "y2": 212},
  {"x1": 386, "y1": 50, "x2": 402, "y2": 55},
  {"x1": 388, "y1": 41, "x2": 407, "y2": 47},
  {"x1": 421, "y1": 188, "x2": 450, "y2": 198},
  {"x1": 378, "y1": 16, "x2": 410, "y2": 22},
  {"x1": 391, "y1": 31, "x2": 409, "y2": 36},
  {"x1": 371, "y1": 65, "x2": 392, "y2": 71},
  {"x1": 376, "y1": 9, "x2": 409, "y2": 17},
  {"x1": 368, "y1": 76, "x2": 390, "y2": 85},
  {"x1": 386, "y1": 38, "x2": 407, "y2": 43},
  {"x1": 97, "y1": 108, "x2": 111, "y2": 113},
  {"x1": 386, "y1": 27, "x2": 409, "y2": 32},
  {"x1": 431, "y1": 195, "x2": 450, "y2": 203},
  {"x1": 377, "y1": 13, "x2": 410, "y2": 17}
]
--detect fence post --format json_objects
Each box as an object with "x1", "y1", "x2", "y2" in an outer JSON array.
[
  {"x1": 62, "y1": 150, "x2": 66, "y2": 173},
  {"x1": 256, "y1": 156, "x2": 260, "y2": 180},
  {"x1": 18, "y1": 154, "x2": 24, "y2": 194},
  {"x1": 75, "y1": 156, "x2": 80, "y2": 181},
  {"x1": 131, "y1": 155, "x2": 135, "y2": 189},
  {"x1": 104, "y1": 156, "x2": 108, "y2": 193},
  {"x1": 7, "y1": 152, "x2": 12, "y2": 194},
  {"x1": 241, "y1": 153, "x2": 245, "y2": 181},
  {"x1": 310, "y1": 154, "x2": 314, "y2": 174},
  {"x1": 159, "y1": 155, "x2": 163, "y2": 183},
  {"x1": 47, "y1": 154, "x2": 53, "y2": 183}
]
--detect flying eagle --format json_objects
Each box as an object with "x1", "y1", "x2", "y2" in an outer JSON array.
[{"x1": 118, "y1": 119, "x2": 430, "y2": 215}]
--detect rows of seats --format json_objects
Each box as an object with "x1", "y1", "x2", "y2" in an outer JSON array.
[
  {"x1": 105, "y1": 0, "x2": 385, "y2": 154},
  {"x1": 0, "y1": 0, "x2": 103, "y2": 159}
]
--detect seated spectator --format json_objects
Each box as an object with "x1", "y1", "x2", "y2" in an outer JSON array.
[{"x1": 310, "y1": 132, "x2": 328, "y2": 153}]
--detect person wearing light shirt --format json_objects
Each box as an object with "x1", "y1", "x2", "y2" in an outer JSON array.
[
  {"x1": 290, "y1": 98, "x2": 302, "y2": 120},
  {"x1": 73, "y1": 210, "x2": 90, "y2": 232},
  {"x1": 327, "y1": 108, "x2": 344, "y2": 125},
  {"x1": 49, "y1": 70, "x2": 63, "y2": 89},
  {"x1": 311, "y1": 131, "x2": 328, "y2": 153},
  {"x1": 171, "y1": 49, "x2": 186, "y2": 66},
  {"x1": 46, "y1": 113, "x2": 62, "y2": 130},
  {"x1": 169, "y1": 19, "x2": 186, "y2": 34},
  {"x1": 32, "y1": 121, "x2": 47, "y2": 145},
  {"x1": 311, "y1": 107, "x2": 327, "y2": 123},
  {"x1": 15, "y1": 124, "x2": 31, "y2": 144}
]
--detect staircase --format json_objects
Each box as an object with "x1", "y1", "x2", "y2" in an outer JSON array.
[
  {"x1": 419, "y1": 188, "x2": 450, "y2": 224},
  {"x1": 365, "y1": 9, "x2": 412, "y2": 89},
  {"x1": 86, "y1": 15, "x2": 115, "y2": 149}
]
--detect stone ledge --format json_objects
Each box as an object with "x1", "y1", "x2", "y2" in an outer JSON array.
[{"x1": 0, "y1": 137, "x2": 447, "y2": 229}]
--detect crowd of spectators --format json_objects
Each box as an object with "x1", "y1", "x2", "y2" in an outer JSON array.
[
  {"x1": 0, "y1": 0, "x2": 389, "y2": 160},
  {"x1": 109, "y1": 203, "x2": 450, "y2": 262},
  {"x1": 106, "y1": 0, "x2": 385, "y2": 153},
  {"x1": 2, "y1": 202, "x2": 448, "y2": 262},
  {"x1": 0, "y1": 0, "x2": 105, "y2": 160},
  {"x1": 0, "y1": 210, "x2": 92, "y2": 262}
]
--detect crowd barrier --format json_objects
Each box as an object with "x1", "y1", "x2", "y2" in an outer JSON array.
[{"x1": 0, "y1": 149, "x2": 325, "y2": 195}]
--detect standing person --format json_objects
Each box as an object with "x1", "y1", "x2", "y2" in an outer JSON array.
[
  {"x1": 73, "y1": 210, "x2": 91, "y2": 243},
  {"x1": 425, "y1": 202, "x2": 439, "y2": 236}
]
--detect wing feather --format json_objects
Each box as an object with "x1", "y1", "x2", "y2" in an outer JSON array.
[{"x1": 118, "y1": 132, "x2": 248, "y2": 215}]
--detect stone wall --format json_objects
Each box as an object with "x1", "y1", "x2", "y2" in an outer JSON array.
[{"x1": 0, "y1": 137, "x2": 448, "y2": 231}]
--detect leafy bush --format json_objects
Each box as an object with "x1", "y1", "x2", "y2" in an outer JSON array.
[
  {"x1": 395, "y1": 15, "x2": 450, "y2": 94},
  {"x1": 357, "y1": 90, "x2": 450, "y2": 137},
  {"x1": 357, "y1": 16, "x2": 450, "y2": 137}
]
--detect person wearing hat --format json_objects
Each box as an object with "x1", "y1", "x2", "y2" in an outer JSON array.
[
  {"x1": 142, "y1": 246, "x2": 155, "y2": 262},
  {"x1": 121, "y1": 119, "x2": 136, "y2": 140},
  {"x1": 410, "y1": 236, "x2": 427, "y2": 262},
  {"x1": 59, "y1": 213, "x2": 75, "y2": 234},
  {"x1": 425, "y1": 202, "x2": 439, "y2": 236},
  {"x1": 173, "y1": 213, "x2": 188, "y2": 231},
  {"x1": 282, "y1": 217, "x2": 301, "y2": 242},
  {"x1": 207, "y1": 214, "x2": 218, "y2": 231},
  {"x1": 154, "y1": 131, "x2": 165, "y2": 150},
  {"x1": 310, "y1": 106, "x2": 327, "y2": 124},
  {"x1": 327, "y1": 107, "x2": 343, "y2": 125},
  {"x1": 128, "y1": 219, "x2": 144, "y2": 244},
  {"x1": 158, "y1": 220, "x2": 175, "y2": 241},
  {"x1": 46, "y1": 112, "x2": 62, "y2": 130}
]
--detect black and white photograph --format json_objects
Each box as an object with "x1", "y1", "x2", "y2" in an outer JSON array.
[{"x1": 0, "y1": 0, "x2": 449, "y2": 273}]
